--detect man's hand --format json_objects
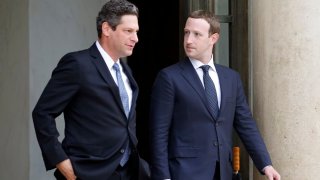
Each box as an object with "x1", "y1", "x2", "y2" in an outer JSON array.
[
  {"x1": 264, "y1": 166, "x2": 281, "y2": 180},
  {"x1": 56, "y1": 159, "x2": 77, "y2": 180}
]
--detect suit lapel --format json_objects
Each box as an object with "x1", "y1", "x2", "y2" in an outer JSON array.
[
  {"x1": 179, "y1": 59, "x2": 218, "y2": 121},
  {"x1": 88, "y1": 44, "x2": 125, "y2": 115},
  {"x1": 180, "y1": 59, "x2": 206, "y2": 102},
  {"x1": 121, "y1": 60, "x2": 139, "y2": 119},
  {"x1": 215, "y1": 64, "x2": 228, "y2": 122}
]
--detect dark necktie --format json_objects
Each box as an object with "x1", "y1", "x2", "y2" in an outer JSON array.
[
  {"x1": 200, "y1": 65, "x2": 219, "y2": 120},
  {"x1": 113, "y1": 63, "x2": 130, "y2": 166}
]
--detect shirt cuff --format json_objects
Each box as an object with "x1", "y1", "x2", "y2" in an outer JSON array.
[{"x1": 262, "y1": 165, "x2": 272, "y2": 173}]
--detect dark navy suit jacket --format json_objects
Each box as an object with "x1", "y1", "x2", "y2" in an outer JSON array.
[
  {"x1": 33, "y1": 44, "x2": 140, "y2": 179},
  {"x1": 150, "y1": 58, "x2": 271, "y2": 180}
]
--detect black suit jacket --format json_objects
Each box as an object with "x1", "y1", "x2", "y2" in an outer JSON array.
[
  {"x1": 150, "y1": 59, "x2": 271, "y2": 180},
  {"x1": 33, "y1": 43, "x2": 141, "y2": 179}
]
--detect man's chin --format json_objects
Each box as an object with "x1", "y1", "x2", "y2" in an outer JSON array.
[
  {"x1": 185, "y1": 51, "x2": 195, "y2": 56},
  {"x1": 186, "y1": 54, "x2": 195, "y2": 59},
  {"x1": 122, "y1": 52, "x2": 133, "y2": 57}
]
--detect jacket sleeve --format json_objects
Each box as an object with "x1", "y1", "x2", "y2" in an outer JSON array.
[
  {"x1": 149, "y1": 70, "x2": 175, "y2": 179},
  {"x1": 32, "y1": 53, "x2": 80, "y2": 170},
  {"x1": 232, "y1": 72, "x2": 272, "y2": 173}
]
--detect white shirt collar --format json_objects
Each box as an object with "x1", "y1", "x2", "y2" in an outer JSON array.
[
  {"x1": 189, "y1": 56, "x2": 217, "y2": 72},
  {"x1": 95, "y1": 41, "x2": 120, "y2": 70}
]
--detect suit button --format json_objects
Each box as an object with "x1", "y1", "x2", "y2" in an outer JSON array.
[
  {"x1": 120, "y1": 149, "x2": 125, "y2": 153},
  {"x1": 214, "y1": 141, "x2": 219, "y2": 146}
]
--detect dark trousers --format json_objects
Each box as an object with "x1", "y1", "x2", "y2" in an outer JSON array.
[
  {"x1": 108, "y1": 162, "x2": 133, "y2": 180},
  {"x1": 213, "y1": 161, "x2": 221, "y2": 180},
  {"x1": 54, "y1": 165, "x2": 133, "y2": 180},
  {"x1": 54, "y1": 158, "x2": 136, "y2": 180}
]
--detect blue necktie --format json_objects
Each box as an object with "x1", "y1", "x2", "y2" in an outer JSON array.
[
  {"x1": 113, "y1": 63, "x2": 130, "y2": 166},
  {"x1": 113, "y1": 63, "x2": 130, "y2": 117},
  {"x1": 200, "y1": 65, "x2": 219, "y2": 120}
]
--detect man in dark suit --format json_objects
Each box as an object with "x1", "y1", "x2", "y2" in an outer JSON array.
[
  {"x1": 149, "y1": 10, "x2": 280, "y2": 180},
  {"x1": 32, "y1": 0, "x2": 150, "y2": 179}
]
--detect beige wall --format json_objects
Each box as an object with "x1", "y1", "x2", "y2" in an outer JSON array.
[{"x1": 250, "y1": 0, "x2": 320, "y2": 179}]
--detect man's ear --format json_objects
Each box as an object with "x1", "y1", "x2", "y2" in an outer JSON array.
[
  {"x1": 102, "y1": 22, "x2": 112, "y2": 37},
  {"x1": 210, "y1": 33, "x2": 220, "y2": 45}
]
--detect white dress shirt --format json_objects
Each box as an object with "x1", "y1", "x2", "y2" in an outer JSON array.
[
  {"x1": 95, "y1": 41, "x2": 133, "y2": 110},
  {"x1": 189, "y1": 57, "x2": 221, "y2": 108}
]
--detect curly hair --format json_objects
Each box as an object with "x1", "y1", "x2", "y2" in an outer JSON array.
[{"x1": 96, "y1": 0, "x2": 139, "y2": 38}]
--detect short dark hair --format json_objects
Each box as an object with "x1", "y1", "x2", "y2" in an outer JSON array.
[
  {"x1": 96, "y1": 0, "x2": 139, "y2": 38},
  {"x1": 189, "y1": 10, "x2": 220, "y2": 35}
]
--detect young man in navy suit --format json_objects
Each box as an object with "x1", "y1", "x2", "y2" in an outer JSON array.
[
  {"x1": 149, "y1": 10, "x2": 280, "y2": 180},
  {"x1": 33, "y1": 0, "x2": 149, "y2": 179}
]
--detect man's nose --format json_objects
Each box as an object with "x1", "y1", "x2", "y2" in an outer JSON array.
[
  {"x1": 185, "y1": 34, "x2": 193, "y2": 44},
  {"x1": 131, "y1": 32, "x2": 138, "y2": 43}
]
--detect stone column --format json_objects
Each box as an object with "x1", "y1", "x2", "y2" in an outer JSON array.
[{"x1": 250, "y1": 0, "x2": 320, "y2": 179}]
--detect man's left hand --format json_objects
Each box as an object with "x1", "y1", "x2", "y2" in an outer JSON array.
[{"x1": 264, "y1": 166, "x2": 281, "y2": 180}]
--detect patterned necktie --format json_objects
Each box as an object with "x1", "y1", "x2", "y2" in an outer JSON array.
[
  {"x1": 113, "y1": 63, "x2": 130, "y2": 117},
  {"x1": 200, "y1": 65, "x2": 219, "y2": 120},
  {"x1": 113, "y1": 63, "x2": 130, "y2": 166}
]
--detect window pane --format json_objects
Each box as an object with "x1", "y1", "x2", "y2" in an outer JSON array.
[
  {"x1": 215, "y1": 23, "x2": 229, "y2": 67},
  {"x1": 188, "y1": 0, "x2": 214, "y2": 12},
  {"x1": 215, "y1": 0, "x2": 229, "y2": 15}
]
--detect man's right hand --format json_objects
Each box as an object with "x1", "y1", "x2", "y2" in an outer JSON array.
[{"x1": 56, "y1": 159, "x2": 77, "y2": 180}]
